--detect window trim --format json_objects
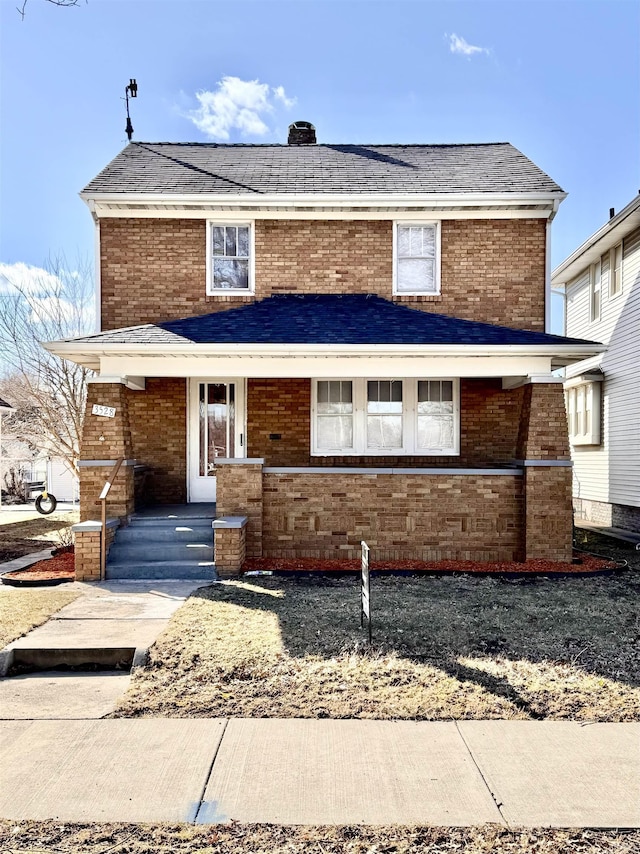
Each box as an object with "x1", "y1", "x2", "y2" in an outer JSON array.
[
  {"x1": 392, "y1": 221, "x2": 441, "y2": 296},
  {"x1": 311, "y1": 377, "x2": 460, "y2": 456},
  {"x1": 206, "y1": 221, "x2": 255, "y2": 295}
]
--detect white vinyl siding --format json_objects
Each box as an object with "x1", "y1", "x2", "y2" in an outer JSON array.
[
  {"x1": 565, "y1": 225, "x2": 640, "y2": 509},
  {"x1": 312, "y1": 378, "x2": 459, "y2": 456}
]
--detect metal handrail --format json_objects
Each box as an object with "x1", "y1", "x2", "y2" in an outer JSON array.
[{"x1": 98, "y1": 457, "x2": 124, "y2": 581}]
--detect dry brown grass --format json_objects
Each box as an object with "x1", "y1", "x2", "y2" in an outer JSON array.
[
  {"x1": 0, "y1": 510, "x2": 79, "y2": 562},
  {"x1": 0, "y1": 587, "x2": 80, "y2": 648},
  {"x1": 115, "y1": 565, "x2": 640, "y2": 722},
  {"x1": 0, "y1": 821, "x2": 638, "y2": 853}
]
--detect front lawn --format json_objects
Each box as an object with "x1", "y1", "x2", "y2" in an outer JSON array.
[
  {"x1": 115, "y1": 564, "x2": 640, "y2": 722},
  {"x1": 0, "y1": 587, "x2": 80, "y2": 648}
]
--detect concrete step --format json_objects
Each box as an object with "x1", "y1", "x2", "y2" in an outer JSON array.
[
  {"x1": 108, "y1": 542, "x2": 213, "y2": 563},
  {"x1": 115, "y1": 526, "x2": 214, "y2": 544},
  {"x1": 105, "y1": 561, "x2": 216, "y2": 581},
  {"x1": 126, "y1": 517, "x2": 213, "y2": 528}
]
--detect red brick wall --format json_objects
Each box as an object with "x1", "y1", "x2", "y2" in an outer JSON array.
[
  {"x1": 262, "y1": 472, "x2": 524, "y2": 561},
  {"x1": 127, "y1": 378, "x2": 187, "y2": 504},
  {"x1": 100, "y1": 218, "x2": 546, "y2": 331},
  {"x1": 247, "y1": 378, "x2": 525, "y2": 467}
]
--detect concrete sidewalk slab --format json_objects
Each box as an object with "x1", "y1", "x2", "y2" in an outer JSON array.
[
  {"x1": 459, "y1": 721, "x2": 640, "y2": 828},
  {"x1": 0, "y1": 672, "x2": 131, "y2": 719},
  {"x1": 199, "y1": 718, "x2": 504, "y2": 826},
  {"x1": 4, "y1": 618, "x2": 169, "y2": 651},
  {"x1": 0, "y1": 719, "x2": 225, "y2": 822}
]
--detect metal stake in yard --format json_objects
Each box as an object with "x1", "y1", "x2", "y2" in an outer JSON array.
[{"x1": 361, "y1": 540, "x2": 372, "y2": 644}]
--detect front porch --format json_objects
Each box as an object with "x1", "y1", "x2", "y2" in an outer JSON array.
[{"x1": 72, "y1": 374, "x2": 574, "y2": 581}]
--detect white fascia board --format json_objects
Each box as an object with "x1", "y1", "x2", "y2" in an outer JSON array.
[
  {"x1": 564, "y1": 354, "x2": 604, "y2": 379},
  {"x1": 82, "y1": 190, "x2": 565, "y2": 219},
  {"x1": 551, "y1": 194, "x2": 640, "y2": 285},
  {"x1": 45, "y1": 341, "x2": 605, "y2": 360},
  {"x1": 99, "y1": 353, "x2": 555, "y2": 379}
]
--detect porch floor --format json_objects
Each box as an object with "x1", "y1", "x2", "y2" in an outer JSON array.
[{"x1": 133, "y1": 504, "x2": 217, "y2": 520}]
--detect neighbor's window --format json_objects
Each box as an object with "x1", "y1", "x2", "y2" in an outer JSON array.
[
  {"x1": 207, "y1": 223, "x2": 253, "y2": 293},
  {"x1": 590, "y1": 258, "x2": 602, "y2": 322},
  {"x1": 565, "y1": 380, "x2": 601, "y2": 446},
  {"x1": 394, "y1": 223, "x2": 440, "y2": 295},
  {"x1": 610, "y1": 243, "x2": 623, "y2": 297},
  {"x1": 312, "y1": 378, "x2": 459, "y2": 455}
]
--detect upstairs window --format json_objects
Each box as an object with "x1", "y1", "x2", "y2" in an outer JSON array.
[
  {"x1": 207, "y1": 223, "x2": 253, "y2": 293},
  {"x1": 610, "y1": 243, "x2": 623, "y2": 298},
  {"x1": 590, "y1": 258, "x2": 602, "y2": 322},
  {"x1": 393, "y1": 223, "x2": 440, "y2": 295}
]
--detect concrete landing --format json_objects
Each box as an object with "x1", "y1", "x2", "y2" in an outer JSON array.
[{"x1": 0, "y1": 672, "x2": 131, "y2": 719}]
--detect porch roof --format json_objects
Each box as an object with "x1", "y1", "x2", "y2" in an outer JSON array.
[
  {"x1": 56, "y1": 294, "x2": 598, "y2": 348},
  {"x1": 45, "y1": 294, "x2": 604, "y2": 375}
]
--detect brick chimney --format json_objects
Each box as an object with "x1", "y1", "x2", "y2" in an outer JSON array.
[{"x1": 288, "y1": 121, "x2": 316, "y2": 145}]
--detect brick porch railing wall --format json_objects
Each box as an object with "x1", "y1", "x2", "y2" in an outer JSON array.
[{"x1": 262, "y1": 470, "x2": 524, "y2": 562}]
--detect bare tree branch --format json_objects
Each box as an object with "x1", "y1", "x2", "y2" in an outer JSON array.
[
  {"x1": 0, "y1": 255, "x2": 94, "y2": 475},
  {"x1": 17, "y1": 0, "x2": 84, "y2": 21}
]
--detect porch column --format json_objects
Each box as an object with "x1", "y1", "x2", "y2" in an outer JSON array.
[
  {"x1": 517, "y1": 382, "x2": 573, "y2": 562},
  {"x1": 78, "y1": 380, "x2": 135, "y2": 522},
  {"x1": 215, "y1": 459, "x2": 264, "y2": 559}
]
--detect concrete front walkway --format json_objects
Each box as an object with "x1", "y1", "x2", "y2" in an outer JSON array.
[
  {"x1": 0, "y1": 580, "x2": 210, "y2": 717},
  {"x1": 0, "y1": 718, "x2": 638, "y2": 827}
]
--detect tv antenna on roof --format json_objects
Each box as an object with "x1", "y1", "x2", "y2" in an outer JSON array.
[{"x1": 124, "y1": 78, "x2": 138, "y2": 141}]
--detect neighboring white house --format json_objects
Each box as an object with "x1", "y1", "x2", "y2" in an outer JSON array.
[{"x1": 552, "y1": 193, "x2": 640, "y2": 532}]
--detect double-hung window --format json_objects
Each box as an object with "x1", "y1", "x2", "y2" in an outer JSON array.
[
  {"x1": 590, "y1": 258, "x2": 602, "y2": 322},
  {"x1": 393, "y1": 222, "x2": 440, "y2": 295},
  {"x1": 312, "y1": 378, "x2": 459, "y2": 456},
  {"x1": 565, "y1": 378, "x2": 602, "y2": 445},
  {"x1": 610, "y1": 243, "x2": 623, "y2": 298},
  {"x1": 207, "y1": 223, "x2": 254, "y2": 294}
]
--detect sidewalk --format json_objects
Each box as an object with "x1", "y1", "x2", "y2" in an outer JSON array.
[
  {"x1": 0, "y1": 718, "x2": 638, "y2": 827},
  {"x1": 0, "y1": 582, "x2": 638, "y2": 828}
]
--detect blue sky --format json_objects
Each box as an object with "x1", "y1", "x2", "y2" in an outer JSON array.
[{"x1": 0, "y1": 0, "x2": 638, "y2": 332}]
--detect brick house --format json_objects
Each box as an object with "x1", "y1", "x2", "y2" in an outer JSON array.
[{"x1": 47, "y1": 124, "x2": 603, "y2": 579}]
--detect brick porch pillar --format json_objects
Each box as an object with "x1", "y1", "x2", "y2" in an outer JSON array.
[
  {"x1": 215, "y1": 459, "x2": 264, "y2": 558},
  {"x1": 79, "y1": 380, "x2": 136, "y2": 522},
  {"x1": 517, "y1": 382, "x2": 573, "y2": 562}
]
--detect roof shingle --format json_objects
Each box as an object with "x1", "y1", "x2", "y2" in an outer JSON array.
[{"x1": 83, "y1": 142, "x2": 563, "y2": 196}]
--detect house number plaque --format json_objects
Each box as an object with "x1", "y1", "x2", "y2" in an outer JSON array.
[{"x1": 92, "y1": 404, "x2": 116, "y2": 418}]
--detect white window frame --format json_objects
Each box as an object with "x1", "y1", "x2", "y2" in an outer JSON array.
[
  {"x1": 311, "y1": 378, "x2": 459, "y2": 456},
  {"x1": 565, "y1": 378, "x2": 601, "y2": 446},
  {"x1": 610, "y1": 243, "x2": 623, "y2": 298},
  {"x1": 206, "y1": 221, "x2": 255, "y2": 295},
  {"x1": 392, "y1": 221, "x2": 441, "y2": 296}
]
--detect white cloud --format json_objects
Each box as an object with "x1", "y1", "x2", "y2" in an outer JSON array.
[
  {"x1": 186, "y1": 76, "x2": 297, "y2": 140},
  {"x1": 0, "y1": 262, "x2": 61, "y2": 296},
  {"x1": 28, "y1": 296, "x2": 76, "y2": 325},
  {"x1": 447, "y1": 33, "x2": 490, "y2": 58}
]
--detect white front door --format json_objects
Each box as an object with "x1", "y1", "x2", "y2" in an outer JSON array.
[{"x1": 188, "y1": 379, "x2": 246, "y2": 502}]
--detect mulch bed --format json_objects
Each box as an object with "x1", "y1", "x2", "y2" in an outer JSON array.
[
  {"x1": 243, "y1": 551, "x2": 620, "y2": 576},
  {"x1": 1, "y1": 550, "x2": 75, "y2": 586}
]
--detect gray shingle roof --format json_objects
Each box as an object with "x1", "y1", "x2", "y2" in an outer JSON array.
[
  {"x1": 83, "y1": 142, "x2": 563, "y2": 196},
  {"x1": 63, "y1": 295, "x2": 596, "y2": 347}
]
